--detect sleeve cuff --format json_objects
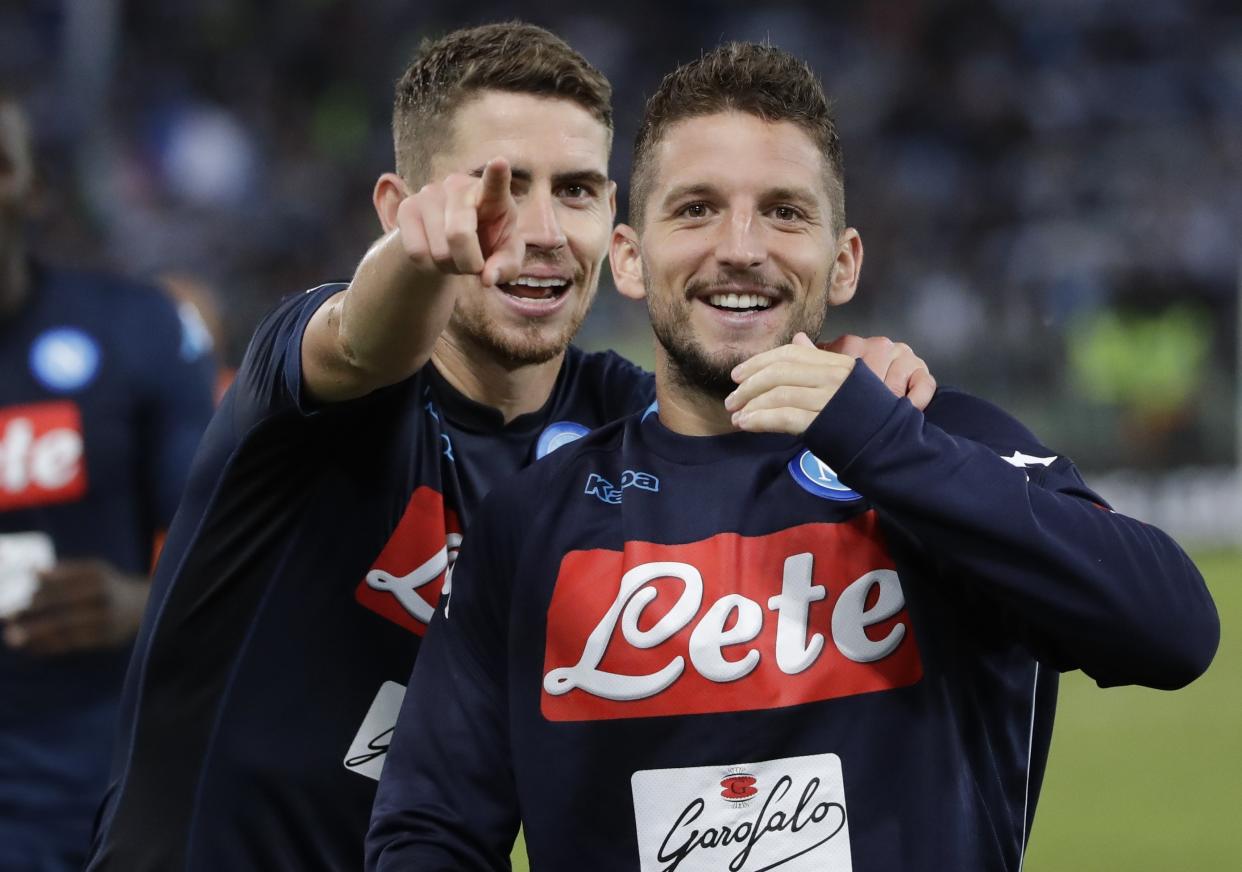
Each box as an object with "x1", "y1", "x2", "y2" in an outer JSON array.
[{"x1": 803, "y1": 361, "x2": 906, "y2": 470}]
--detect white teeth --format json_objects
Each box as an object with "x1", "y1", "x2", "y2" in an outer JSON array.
[
  {"x1": 707, "y1": 292, "x2": 773, "y2": 310},
  {"x1": 511, "y1": 276, "x2": 568, "y2": 288}
]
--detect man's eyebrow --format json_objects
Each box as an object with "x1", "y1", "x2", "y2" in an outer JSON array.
[
  {"x1": 551, "y1": 169, "x2": 608, "y2": 189},
  {"x1": 468, "y1": 165, "x2": 533, "y2": 183},
  {"x1": 466, "y1": 167, "x2": 607, "y2": 188},
  {"x1": 660, "y1": 183, "x2": 718, "y2": 207},
  {"x1": 763, "y1": 186, "x2": 821, "y2": 209}
]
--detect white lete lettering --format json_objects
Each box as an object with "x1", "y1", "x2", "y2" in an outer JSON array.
[
  {"x1": 364, "y1": 533, "x2": 462, "y2": 625},
  {"x1": 689, "y1": 594, "x2": 763, "y2": 682},
  {"x1": 545, "y1": 554, "x2": 907, "y2": 700},
  {"x1": 545, "y1": 561, "x2": 702, "y2": 700},
  {"x1": 831, "y1": 569, "x2": 906, "y2": 662},
  {"x1": 767, "y1": 552, "x2": 826, "y2": 675},
  {"x1": 0, "y1": 418, "x2": 82, "y2": 492}
]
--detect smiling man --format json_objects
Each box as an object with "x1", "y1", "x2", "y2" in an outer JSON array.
[
  {"x1": 86, "y1": 22, "x2": 936, "y2": 872},
  {"x1": 367, "y1": 42, "x2": 1218, "y2": 872},
  {"x1": 85, "y1": 24, "x2": 650, "y2": 872}
]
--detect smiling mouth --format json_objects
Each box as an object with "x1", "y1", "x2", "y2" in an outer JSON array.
[
  {"x1": 498, "y1": 275, "x2": 572, "y2": 301},
  {"x1": 704, "y1": 292, "x2": 775, "y2": 313}
]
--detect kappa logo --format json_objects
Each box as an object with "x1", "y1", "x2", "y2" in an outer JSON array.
[
  {"x1": 421, "y1": 395, "x2": 457, "y2": 463},
  {"x1": 355, "y1": 486, "x2": 461, "y2": 635},
  {"x1": 0, "y1": 402, "x2": 88, "y2": 512},
  {"x1": 999, "y1": 450, "x2": 1058, "y2": 483},
  {"x1": 1000, "y1": 450, "x2": 1057, "y2": 469},
  {"x1": 541, "y1": 513, "x2": 921, "y2": 721},
  {"x1": 584, "y1": 470, "x2": 659, "y2": 505}
]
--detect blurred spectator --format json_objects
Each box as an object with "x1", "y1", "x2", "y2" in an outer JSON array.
[{"x1": 0, "y1": 95, "x2": 215, "y2": 870}]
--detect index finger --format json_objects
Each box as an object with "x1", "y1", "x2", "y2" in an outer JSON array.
[{"x1": 476, "y1": 157, "x2": 512, "y2": 220}]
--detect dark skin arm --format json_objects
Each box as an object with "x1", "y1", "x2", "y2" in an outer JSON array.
[{"x1": 2, "y1": 559, "x2": 147, "y2": 656}]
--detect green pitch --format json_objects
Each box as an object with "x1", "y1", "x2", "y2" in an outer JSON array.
[
  {"x1": 1024, "y1": 548, "x2": 1240, "y2": 871},
  {"x1": 511, "y1": 548, "x2": 1239, "y2": 872}
]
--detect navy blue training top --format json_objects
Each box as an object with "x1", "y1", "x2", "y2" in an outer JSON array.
[
  {"x1": 0, "y1": 263, "x2": 215, "y2": 866},
  {"x1": 368, "y1": 363, "x2": 1219, "y2": 872},
  {"x1": 87, "y1": 283, "x2": 655, "y2": 871}
]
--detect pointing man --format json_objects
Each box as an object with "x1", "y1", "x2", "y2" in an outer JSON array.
[{"x1": 89, "y1": 24, "x2": 933, "y2": 872}]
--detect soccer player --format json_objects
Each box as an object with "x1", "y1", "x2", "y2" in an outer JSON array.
[
  {"x1": 0, "y1": 96, "x2": 215, "y2": 870},
  {"x1": 87, "y1": 23, "x2": 933, "y2": 872},
  {"x1": 367, "y1": 43, "x2": 1220, "y2": 872}
]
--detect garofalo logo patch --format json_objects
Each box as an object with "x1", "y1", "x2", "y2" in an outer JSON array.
[{"x1": 631, "y1": 753, "x2": 852, "y2": 871}]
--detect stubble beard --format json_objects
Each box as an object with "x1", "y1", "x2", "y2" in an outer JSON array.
[
  {"x1": 650, "y1": 309, "x2": 749, "y2": 400},
  {"x1": 647, "y1": 275, "x2": 830, "y2": 402},
  {"x1": 447, "y1": 281, "x2": 594, "y2": 369}
]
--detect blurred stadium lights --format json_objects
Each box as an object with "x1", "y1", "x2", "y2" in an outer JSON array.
[{"x1": 1093, "y1": 258, "x2": 1242, "y2": 548}]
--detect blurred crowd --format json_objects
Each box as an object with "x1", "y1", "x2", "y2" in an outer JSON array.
[{"x1": 5, "y1": 0, "x2": 1239, "y2": 469}]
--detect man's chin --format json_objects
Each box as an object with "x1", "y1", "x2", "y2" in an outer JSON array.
[
  {"x1": 454, "y1": 319, "x2": 576, "y2": 369},
  {"x1": 665, "y1": 348, "x2": 748, "y2": 401}
]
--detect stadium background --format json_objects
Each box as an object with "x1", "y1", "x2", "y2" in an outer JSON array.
[{"x1": 6, "y1": 0, "x2": 1238, "y2": 868}]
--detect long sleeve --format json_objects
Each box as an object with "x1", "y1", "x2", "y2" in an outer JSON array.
[
  {"x1": 805, "y1": 365, "x2": 1219, "y2": 690},
  {"x1": 366, "y1": 492, "x2": 521, "y2": 871}
]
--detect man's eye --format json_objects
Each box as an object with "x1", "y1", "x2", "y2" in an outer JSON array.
[
  {"x1": 772, "y1": 205, "x2": 802, "y2": 221},
  {"x1": 680, "y1": 203, "x2": 710, "y2": 219},
  {"x1": 561, "y1": 183, "x2": 594, "y2": 199}
]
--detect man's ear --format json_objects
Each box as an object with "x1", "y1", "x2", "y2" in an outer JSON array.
[
  {"x1": 610, "y1": 224, "x2": 646, "y2": 301},
  {"x1": 373, "y1": 172, "x2": 410, "y2": 233},
  {"x1": 828, "y1": 227, "x2": 863, "y2": 306}
]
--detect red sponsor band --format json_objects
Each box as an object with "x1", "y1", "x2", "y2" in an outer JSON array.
[
  {"x1": 0, "y1": 401, "x2": 87, "y2": 511},
  {"x1": 541, "y1": 514, "x2": 922, "y2": 721},
  {"x1": 355, "y1": 485, "x2": 460, "y2": 636}
]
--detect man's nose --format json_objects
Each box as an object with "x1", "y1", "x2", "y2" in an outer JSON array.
[
  {"x1": 518, "y1": 190, "x2": 567, "y2": 252},
  {"x1": 715, "y1": 211, "x2": 765, "y2": 269}
]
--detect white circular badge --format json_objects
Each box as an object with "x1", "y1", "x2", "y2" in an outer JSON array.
[{"x1": 29, "y1": 328, "x2": 101, "y2": 392}]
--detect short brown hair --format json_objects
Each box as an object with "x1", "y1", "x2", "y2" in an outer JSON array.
[
  {"x1": 630, "y1": 42, "x2": 845, "y2": 233},
  {"x1": 393, "y1": 22, "x2": 613, "y2": 185}
]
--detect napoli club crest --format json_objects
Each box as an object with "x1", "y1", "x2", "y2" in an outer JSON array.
[
  {"x1": 29, "y1": 328, "x2": 100, "y2": 393},
  {"x1": 788, "y1": 450, "x2": 862, "y2": 501},
  {"x1": 536, "y1": 421, "x2": 590, "y2": 459}
]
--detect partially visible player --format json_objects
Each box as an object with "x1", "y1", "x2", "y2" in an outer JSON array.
[
  {"x1": 158, "y1": 272, "x2": 235, "y2": 403},
  {"x1": 0, "y1": 95, "x2": 216, "y2": 871},
  {"x1": 87, "y1": 24, "x2": 934, "y2": 872},
  {"x1": 367, "y1": 42, "x2": 1219, "y2": 872}
]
